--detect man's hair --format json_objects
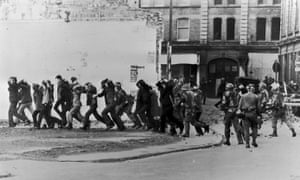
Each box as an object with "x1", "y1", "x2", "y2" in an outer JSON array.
[{"x1": 55, "y1": 75, "x2": 62, "y2": 80}]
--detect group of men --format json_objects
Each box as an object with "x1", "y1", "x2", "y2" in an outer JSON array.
[
  {"x1": 219, "y1": 81, "x2": 297, "y2": 149},
  {"x1": 7, "y1": 76, "x2": 210, "y2": 137}
]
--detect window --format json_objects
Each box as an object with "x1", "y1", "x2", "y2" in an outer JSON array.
[
  {"x1": 141, "y1": 0, "x2": 152, "y2": 7},
  {"x1": 273, "y1": 0, "x2": 281, "y2": 4},
  {"x1": 296, "y1": 0, "x2": 299, "y2": 33},
  {"x1": 154, "y1": 0, "x2": 164, "y2": 6},
  {"x1": 177, "y1": 0, "x2": 190, "y2": 6},
  {"x1": 227, "y1": 18, "x2": 235, "y2": 40},
  {"x1": 271, "y1": 17, "x2": 280, "y2": 40},
  {"x1": 258, "y1": 0, "x2": 264, "y2": 5},
  {"x1": 177, "y1": 18, "x2": 189, "y2": 41},
  {"x1": 256, "y1": 18, "x2": 266, "y2": 41},
  {"x1": 228, "y1": 0, "x2": 235, "y2": 5},
  {"x1": 214, "y1": 18, "x2": 222, "y2": 40},
  {"x1": 215, "y1": 0, "x2": 222, "y2": 5}
]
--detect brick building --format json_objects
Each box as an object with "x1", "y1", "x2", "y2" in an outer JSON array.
[
  {"x1": 279, "y1": 0, "x2": 300, "y2": 83},
  {"x1": 140, "y1": 0, "x2": 281, "y2": 97}
]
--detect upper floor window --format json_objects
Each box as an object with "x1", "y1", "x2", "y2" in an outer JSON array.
[
  {"x1": 177, "y1": 18, "x2": 190, "y2": 41},
  {"x1": 227, "y1": 18, "x2": 235, "y2": 40},
  {"x1": 141, "y1": 0, "x2": 152, "y2": 7},
  {"x1": 256, "y1": 18, "x2": 266, "y2": 41},
  {"x1": 271, "y1": 17, "x2": 280, "y2": 40},
  {"x1": 176, "y1": 0, "x2": 190, "y2": 6},
  {"x1": 228, "y1": 0, "x2": 236, "y2": 5},
  {"x1": 273, "y1": 0, "x2": 281, "y2": 4},
  {"x1": 214, "y1": 18, "x2": 222, "y2": 40},
  {"x1": 258, "y1": 0, "x2": 265, "y2": 5},
  {"x1": 215, "y1": 0, "x2": 222, "y2": 5},
  {"x1": 154, "y1": 0, "x2": 164, "y2": 7}
]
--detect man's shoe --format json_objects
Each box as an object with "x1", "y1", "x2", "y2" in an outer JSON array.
[
  {"x1": 291, "y1": 128, "x2": 297, "y2": 137},
  {"x1": 246, "y1": 144, "x2": 250, "y2": 148},
  {"x1": 204, "y1": 125, "x2": 210, "y2": 133},
  {"x1": 252, "y1": 142, "x2": 258, "y2": 148},
  {"x1": 223, "y1": 141, "x2": 231, "y2": 146},
  {"x1": 182, "y1": 134, "x2": 189, "y2": 138},
  {"x1": 24, "y1": 120, "x2": 31, "y2": 126},
  {"x1": 238, "y1": 141, "x2": 244, "y2": 145},
  {"x1": 269, "y1": 133, "x2": 278, "y2": 137},
  {"x1": 105, "y1": 125, "x2": 114, "y2": 131}
]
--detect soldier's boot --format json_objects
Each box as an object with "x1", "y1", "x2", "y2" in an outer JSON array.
[
  {"x1": 195, "y1": 126, "x2": 204, "y2": 136},
  {"x1": 204, "y1": 125, "x2": 210, "y2": 133},
  {"x1": 291, "y1": 128, "x2": 297, "y2": 137},
  {"x1": 223, "y1": 138, "x2": 231, "y2": 146},
  {"x1": 269, "y1": 128, "x2": 278, "y2": 137},
  {"x1": 182, "y1": 121, "x2": 190, "y2": 137},
  {"x1": 252, "y1": 140, "x2": 258, "y2": 148}
]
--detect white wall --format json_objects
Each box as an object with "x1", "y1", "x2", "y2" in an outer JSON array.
[{"x1": 0, "y1": 20, "x2": 157, "y2": 120}]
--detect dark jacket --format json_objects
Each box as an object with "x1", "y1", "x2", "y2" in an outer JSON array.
[
  {"x1": 33, "y1": 87, "x2": 43, "y2": 110},
  {"x1": 57, "y1": 80, "x2": 72, "y2": 102},
  {"x1": 136, "y1": 80, "x2": 152, "y2": 110},
  {"x1": 136, "y1": 88, "x2": 151, "y2": 110},
  {"x1": 19, "y1": 82, "x2": 32, "y2": 104},
  {"x1": 115, "y1": 88, "x2": 127, "y2": 106},
  {"x1": 8, "y1": 83, "x2": 19, "y2": 103},
  {"x1": 98, "y1": 84, "x2": 116, "y2": 105},
  {"x1": 159, "y1": 82, "x2": 174, "y2": 109},
  {"x1": 84, "y1": 85, "x2": 98, "y2": 106}
]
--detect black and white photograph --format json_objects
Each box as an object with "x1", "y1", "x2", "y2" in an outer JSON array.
[{"x1": 0, "y1": 0, "x2": 299, "y2": 179}]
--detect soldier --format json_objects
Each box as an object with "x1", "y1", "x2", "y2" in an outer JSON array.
[
  {"x1": 181, "y1": 84, "x2": 204, "y2": 137},
  {"x1": 269, "y1": 87, "x2": 296, "y2": 137},
  {"x1": 238, "y1": 84, "x2": 260, "y2": 148},
  {"x1": 221, "y1": 83, "x2": 244, "y2": 145},
  {"x1": 191, "y1": 86, "x2": 210, "y2": 135}
]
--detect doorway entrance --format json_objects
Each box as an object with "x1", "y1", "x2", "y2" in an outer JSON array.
[{"x1": 207, "y1": 58, "x2": 239, "y2": 97}]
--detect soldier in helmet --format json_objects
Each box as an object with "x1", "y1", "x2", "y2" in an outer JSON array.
[
  {"x1": 238, "y1": 84, "x2": 260, "y2": 148},
  {"x1": 221, "y1": 83, "x2": 244, "y2": 145},
  {"x1": 269, "y1": 86, "x2": 296, "y2": 137}
]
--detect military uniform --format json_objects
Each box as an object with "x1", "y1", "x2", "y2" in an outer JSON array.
[
  {"x1": 270, "y1": 89, "x2": 296, "y2": 137},
  {"x1": 238, "y1": 86, "x2": 260, "y2": 148},
  {"x1": 221, "y1": 84, "x2": 244, "y2": 145},
  {"x1": 181, "y1": 87, "x2": 204, "y2": 137}
]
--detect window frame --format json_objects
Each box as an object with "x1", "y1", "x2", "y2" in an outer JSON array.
[
  {"x1": 226, "y1": 18, "x2": 235, "y2": 40},
  {"x1": 271, "y1": 17, "x2": 280, "y2": 41},
  {"x1": 227, "y1": 0, "x2": 236, "y2": 5},
  {"x1": 257, "y1": 0, "x2": 264, "y2": 5},
  {"x1": 213, "y1": 18, "x2": 222, "y2": 40},
  {"x1": 176, "y1": 18, "x2": 190, "y2": 41},
  {"x1": 256, "y1": 17, "x2": 267, "y2": 41},
  {"x1": 273, "y1": 0, "x2": 281, "y2": 5},
  {"x1": 214, "y1": 0, "x2": 222, "y2": 5}
]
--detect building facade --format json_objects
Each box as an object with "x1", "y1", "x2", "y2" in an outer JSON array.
[
  {"x1": 140, "y1": 0, "x2": 281, "y2": 97},
  {"x1": 279, "y1": 0, "x2": 300, "y2": 83}
]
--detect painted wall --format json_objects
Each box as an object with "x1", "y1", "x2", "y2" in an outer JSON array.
[{"x1": 0, "y1": 20, "x2": 157, "y2": 120}]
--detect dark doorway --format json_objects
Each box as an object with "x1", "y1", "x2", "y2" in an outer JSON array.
[{"x1": 207, "y1": 58, "x2": 239, "y2": 97}]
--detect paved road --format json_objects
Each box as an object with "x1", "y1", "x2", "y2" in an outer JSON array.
[{"x1": 1, "y1": 123, "x2": 300, "y2": 180}]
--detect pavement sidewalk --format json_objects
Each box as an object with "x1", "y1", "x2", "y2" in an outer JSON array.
[{"x1": 57, "y1": 124, "x2": 225, "y2": 163}]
